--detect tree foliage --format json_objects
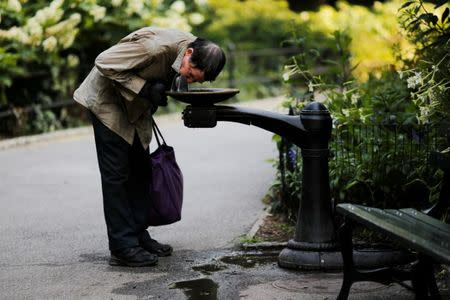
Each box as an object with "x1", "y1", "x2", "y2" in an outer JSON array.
[
  {"x1": 399, "y1": 0, "x2": 450, "y2": 124},
  {"x1": 0, "y1": 0, "x2": 204, "y2": 108},
  {"x1": 273, "y1": 0, "x2": 449, "y2": 220}
]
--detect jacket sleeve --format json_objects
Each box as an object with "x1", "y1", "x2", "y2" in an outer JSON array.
[{"x1": 94, "y1": 40, "x2": 150, "y2": 95}]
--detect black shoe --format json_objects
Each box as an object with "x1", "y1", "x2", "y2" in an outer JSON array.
[
  {"x1": 140, "y1": 238, "x2": 173, "y2": 257},
  {"x1": 109, "y1": 246, "x2": 158, "y2": 267}
]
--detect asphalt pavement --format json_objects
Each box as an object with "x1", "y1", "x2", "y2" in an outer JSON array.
[
  {"x1": 0, "y1": 98, "x2": 276, "y2": 299},
  {"x1": 0, "y1": 98, "x2": 420, "y2": 299}
]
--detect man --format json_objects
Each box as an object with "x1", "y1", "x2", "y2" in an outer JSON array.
[{"x1": 73, "y1": 27, "x2": 226, "y2": 267}]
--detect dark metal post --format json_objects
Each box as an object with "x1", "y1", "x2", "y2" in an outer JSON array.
[{"x1": 278, "y1": 102, "x2": 342, "y2": 269}]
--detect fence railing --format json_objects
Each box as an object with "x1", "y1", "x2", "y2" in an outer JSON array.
[
  {"x1": 277, "y1": 118, "x2": 449, "y2": 213},
  {"x1": 280, "y1": 122, "x2": 449, "y2": 176}
]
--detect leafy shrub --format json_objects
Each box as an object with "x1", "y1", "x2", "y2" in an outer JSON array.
[
  {"x1": 0, "y1": 0, "x2": 204, "y2": 135},
  {"x1": 271, "y1": 0, "x2": 449, "y2": 220},
  {"x1": 0, "y1": 0, "x2": 201, "y2": 108},
  {"x1": 296, "y1": 1, "x2": 414, "y2": 81},
  {"x1": 398, "y1": 0, "x2": 450, "y2": 124},
  {"x1": 200, "y1": 0, "x2": 303, "y2": 50}
]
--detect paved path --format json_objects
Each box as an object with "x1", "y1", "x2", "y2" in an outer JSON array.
[{"x1": 0, "y1": 98, "x2": 280, "y2": 299}]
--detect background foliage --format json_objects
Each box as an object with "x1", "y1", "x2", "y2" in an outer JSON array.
[
  {"x1": 0, "y1": 0, "x2": 203, "y2": 135},
  {"x1": 272, "y1": 0, "x2": 449, "y2": 222},
  {"x1": 399, "y1": 0, "x2": 450, "y2": 124},
  {"x1": 0, "y1": 0, "x2": 417, "y2": 136}
]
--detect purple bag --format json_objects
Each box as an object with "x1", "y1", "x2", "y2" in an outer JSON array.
[{"x1": 148, "y1": 119, "x2": 183, "y2": 226}]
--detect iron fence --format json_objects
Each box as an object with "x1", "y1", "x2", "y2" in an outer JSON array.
[
  {"x1": 277, "y1": 118, "x2": 449, "y2": 217},
  {"x1": 331, "y1": 123, "x2": 449, "y2": 175},
  {"x1": 280, "y1": 122, "x2": 449, "y2": 174}
]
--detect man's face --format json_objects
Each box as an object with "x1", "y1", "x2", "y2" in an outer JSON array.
[{"x1": 179, "y1": 48, "x2": 205, "y2": 83}]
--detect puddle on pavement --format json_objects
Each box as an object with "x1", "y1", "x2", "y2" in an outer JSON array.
[
  {"x1": 191, "y1": 251, "x2": 278, "y2": 275},
  {"x1": 171, "y1": 251, "x2": 279, "y2": 299},
  {"x1": 192, "y1": 263, "x2": 228, "y2": 275},
  {"x1": 170, "y1": 278, "x2": 218, "y2": 300},
  {"x1": 219, "y1": 251, "x2": 278, "y2": 268}
]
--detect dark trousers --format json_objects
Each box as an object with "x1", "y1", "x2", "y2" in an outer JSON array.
[{"x1": 91, "y1": 113, "x2": 153, "y2": 251}]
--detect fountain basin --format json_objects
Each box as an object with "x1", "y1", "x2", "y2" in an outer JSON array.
[{"x1": 166, "y1": 88, "x2": 239, "y2": 106}]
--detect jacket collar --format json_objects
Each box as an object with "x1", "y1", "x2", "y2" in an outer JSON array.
[{"x1": 172, "y1": 46, "x2": 187, "y2": 73}]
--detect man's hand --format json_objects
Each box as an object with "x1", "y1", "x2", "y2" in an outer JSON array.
[{"x1": 138, "y1": 81, "x2": 168, "y2": 107}]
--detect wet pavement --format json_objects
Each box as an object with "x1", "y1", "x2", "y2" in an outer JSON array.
[
  {"x1": 40, "y1": 247, "x2": 413, "y2": 300},
  {"x1": 0, "y1": 246, "x2": 415, "y2": 300}
]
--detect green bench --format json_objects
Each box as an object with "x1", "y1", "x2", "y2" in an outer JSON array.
[{"x1": 336, "y1": 151, "x2": 450, "y2": 300}]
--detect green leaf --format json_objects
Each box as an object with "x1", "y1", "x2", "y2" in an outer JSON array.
[
  {"x1": 344, "y1": 180, "x2": 360, "y2": 190},
  {"x1": 419, "y1": 13, "x2": 439, "y2": 25},
  {"x1": 322, "y1": 59, "x2": 339, "y2": 66},
  {"x1": 414, "y1": 5, "x2": 421, "y2": 14},
  {"x1": 431, "y1": 15, "x2": 439, "y2": 25},
  {"x1": 400, "y1": 1, "x2": 415, "y2": 10},
  {"x1": 442, "y1": 7, "x2": 449, "y2": 23}
]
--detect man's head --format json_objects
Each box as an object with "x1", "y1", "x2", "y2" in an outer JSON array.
[{"x1": 179, "y1": 38, "x2": 226, "y2": 83}]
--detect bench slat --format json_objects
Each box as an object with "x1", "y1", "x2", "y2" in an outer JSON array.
[
  {"x1": 381, "y1": 209, "x2": 449, "y2": 246},
  {"x1": 337, "y1": 204, "x2": 450, "y2": 264},
  {"x1": 399, "y1": 208, "x2": 450, "y2": 234},
  {"x1": 362, "y1": 208, "x2": 448, "y2": 250}
]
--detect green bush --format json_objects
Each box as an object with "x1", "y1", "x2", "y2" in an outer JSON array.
[
  {"x1": 0, "y1": 0, "x2": 201, "y2": 107},
  {"x1": 271, "y1": 0, "x2": 449, "y2": 221},
  {"x1": 192, "y1": 0, "x2": 309, "y2": 101},
  {"x1": 199, "y1": 0, "x2": 303, "y2": 50},
  {"x1": 295, "y1": 0, "x2": 413, "y2": 81},
  {"x1": 0, "y1": 0, "x2": 204, "y2": 135},
  {"x1": 398, "y1": 0, "x2": 450, "y2": 124}
]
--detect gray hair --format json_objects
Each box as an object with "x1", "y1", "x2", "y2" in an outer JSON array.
[{"x1": 188, "y1": 38, "x2": 226, "y2": 81}]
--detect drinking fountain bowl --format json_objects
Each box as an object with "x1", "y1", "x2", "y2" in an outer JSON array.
[{"x1": 166, "y1": 88, "x2": 240, "y2": 106}]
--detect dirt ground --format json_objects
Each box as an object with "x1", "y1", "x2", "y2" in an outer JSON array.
[{"x1": 253, "y1": 213, "x2": 295, "y2": 242}]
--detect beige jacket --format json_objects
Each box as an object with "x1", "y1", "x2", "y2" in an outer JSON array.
[{"x1": 73, "y1": 27, "x2": 197, "y2": 148}]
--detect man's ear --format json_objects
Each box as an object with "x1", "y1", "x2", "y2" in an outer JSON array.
[{"x1": 185, "y1": 48, "x2": 194, "y2": 56}]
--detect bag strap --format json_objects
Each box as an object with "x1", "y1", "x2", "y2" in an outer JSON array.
[{"x1": 152, "y1": 117, "x2": 167, "y2": 147}]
